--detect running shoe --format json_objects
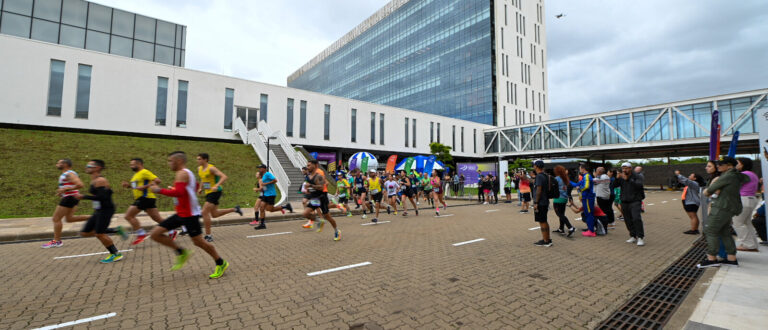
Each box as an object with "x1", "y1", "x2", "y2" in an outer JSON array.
[
  {"x1": 115, "y1": 226, "x2": 129, "y2": 241},
  {"x1": 683, "y1": 230, "x2": 700, "y2": 235},
  {"x1": 347, "y1": 212, "x2": 352, "y2": 217},
  {"x1": 254, "y1": 223, "x2": 266, "y2": 230},
  {"x1": 533, "y1": 240, "x2": 553, "y2": 247},
  {"x1": 209, "y1": 260, "x2": 229, "y2": 279},
  {"x1": 625, "y1": 237, "x2": 637, "y2": 243},
  {"x1": 581, "y1": 230, "x2": 596, "y2": 237},
  {"x1": 567, "y1": 227, "x2": 576, "y2": 238},
  {"x1": 372, "y1": 218, "x2": 378, "y2": 223},
  {"x1": 171, "y1": 249, "x2": 191, "y2": 271},
  {"x1": 402, "y1": 211, "x2": 408, "y2": 216},
  {"x1": 394, "y1": 211, "x2": 398, "y2": 216},
  {"x1": 249, "y1": 220, "x2": 260, "y2": 226},
  {"x1": 721, "y1": 259, "x2": 739, "y2": 267},
  {"x1": 234, "y1": 205, "x2": 243, "y2": 216},
  {"x1": 435, "y1": 210, "x2": 440, "y2": 216},
  {"x1": 334, "y1": 229, "x2": 342, "y2": 241},
  {"x1": 387, "y1": 206, "x2": 391, "y2": 215},
  {"x1": 552, "y1": 229, "x2": 565, "y2": 234},
  {"x1": 131, "y1": 234, "x2": 148, "y2": 245},
  {"x1": 696, "y1": 259, "x2": 721, "y2": 268},
  {"x1": 302, "y1": 221, "x2": 314, "y2": 229},
  {"x1": 204, "y1": 235, "x2": 214, "y2": 242},
  {"x1": 316, "y1": 219, "x2": 326, "y2": 232},
  {"x1": 169, "y1": 230, "x2": 179, "y2": 241},
  {"x1": 415, "y1": 209, "x2": 419, "y2": 216},
  {"x1": 362, "y1": 214, "x2": 367, "y2": 219},
  {"x1": 285, "y1": 203, "x2": 294, "y2": 213},
  {"x1": 100, "y1": 253, "x2": 123, "y2": 263},
  {"x1": 281, "y1": 208, "x2": 286, "y2": 215},
  {"x1": 42, "y1": 240, "x2": 63, "y2": 248}
]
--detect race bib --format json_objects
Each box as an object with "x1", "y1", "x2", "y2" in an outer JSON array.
[
  {"x1": 203, "y1": 182, "x2": 212, "y2": 189},
  {"x1": 370, "y1": 189, "x2": 380, "y2": 194},
  {"x1": 356, "y1": 183, "x2": 363, "y2": 188},
  {"x1": 131, "y1": 181, "x2": 138, "y2": 189},
  {"x1": 338, "y1": 193, "x2": 346, "y2": 198},
  {"x1": 309, "y1": 198, "x2": 321, "y2": 207},
  {"x1": 92, "y1": 201, "x2": 101, "y2": 210}
]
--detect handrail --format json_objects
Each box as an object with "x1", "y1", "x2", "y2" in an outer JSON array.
[
  {"x1": 257, "y1": 120, "x2": 307, "y2": 169},
  {"x1": 233, "y1": 118, "x2": 249, "y2": 144}
]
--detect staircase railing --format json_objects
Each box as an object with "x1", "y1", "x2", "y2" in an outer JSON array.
[
  {"x1": 257, "y1": 120, "x2": 307, "y2": 169},
  {"x1": 234, "y1": 118, "x2": 290, "y2": 206}
]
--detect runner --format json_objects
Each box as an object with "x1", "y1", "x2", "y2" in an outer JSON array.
[
  {"x1": 504, "y1": 172, "x2": 514, "y2": 203},
  {"x1": 365, "y1": 169, "x2": 385, "y2": 223},
  {"x1": 196, "y1": 153, "x2": 243, "y2": 242},
  {"x1": 518, "y1": 173, "x2": 532, "y2": 213},
  {"x1": 577, "y1": 163, "x2": 597, "y2": 237},
  {"x1": 122, "y1": 158, "x2": 173, "y2": 245},
  {"x1": 336, "y1": 172, "x2": 353, "y2": 217},
  {"x1": 149, "y1": 151, "x2": 229, "y2": 279},
  {"x1": 300, "y1": 167, "x2": 315, "y2": 228},
  {"x1": 421, "y1": 173, "x2": 433, "y2": 206},
  {"x1": 355, "y1": 171, "x2": 373, "y2": 219},
  {"x1": 384, "y1": 174, "x2": 400, "y2": 216},
  {"x1": 302, "y1": 160, "x2": 341, "y2": 240},
  {"x1": 76, "y1": 159, "x2": 127, "y2": 262},
  {"x1": 399, "y1": 171, "x2": 419, "y2": 216},
  {"x1": 253, "y1": 164, "x2": 294, "y2": 230},
  {"x1": 43, "y1": 158, "x2": 90, "y2": 248},
  {"x1": 250, "y1": 171, "x2": 264, "y2": 226},
  {"x1": 431, "y1": 170, "x2": 447, "y2": 215}
]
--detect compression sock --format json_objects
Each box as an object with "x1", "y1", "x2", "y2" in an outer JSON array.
[
  {"x1": 107, "y1": 245, "x2": 118, "y2": 255},
  {"x1": 215, "y1": 258, "x2": 224, "y2": 266}
]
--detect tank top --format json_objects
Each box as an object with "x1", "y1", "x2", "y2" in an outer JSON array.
[
  {"x1": 198, "y1": 164, "x2": 221, "y2": 194},
  {"x1": 58, "y1": 170, "x2": 79, "y2": 198},
  {"x1": 367, "y1": 177, "x2": 382, "y2": 194}
]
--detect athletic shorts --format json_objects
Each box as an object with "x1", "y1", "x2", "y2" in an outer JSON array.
[
  {"x1": 205, "y1": 191, "x2": 222, "y2": 205},
  {"x1": 483, "y1": 189, "x2": 491, "y2": 194},
  {"x1": 307, "y1": 194, "x2": 330, "y2": 215},
  {"x1": 355, "y1": 188, "x2": 366, "y2": 195},
  {"x1": 371, "y1": 192, "x2": 384, "y2": 203},
  {"x1": 403, "y1": 189, "x2": 414, "y2": 198},
  {"x1": 59, "y1": 196, "x2": 79, "y2": 208},
  {"x1": 81, "y1": 208, "x2": 115, "y2": 234},
  {"x1": 534, "y1": 205, "x2": 549, "y2": 223},
  {"x1": 682, "y1": 201, "x2": 699, "y2": 213},
  {"x1": 132, "y1": 197, "x2": 157, "y2": 210},
  {"x1": 160, "y1": 214, "x2": 202, "y2": 237},
  {"x1": 259, "y1": 195, "x2": 277, "y2": 205},
  {"x1": 504, "y1": 187, "x2": 512, "y2": 194},
  {"x1": 521, "y1": 192, "x2": 532, "y2": 202},
  {"x1": 433, "y1": 186, "x2": 442, "y2": 194},
  {"x1": 338, "y1": 195, "x2": 348, "y2": 204}
]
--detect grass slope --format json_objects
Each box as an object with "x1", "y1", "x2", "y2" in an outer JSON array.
[{"x1": 0, "y1": 128, "x2": 265, "y2": 218}]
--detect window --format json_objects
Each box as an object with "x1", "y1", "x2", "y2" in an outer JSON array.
[
  {"x1": 412, "y1": 118, "x2": 416, "y2": 148},
  {"x1": 87, "y1": 3, "x2": 112, "y2": 33},
  {"x1": 154, "y1": 45, "x2": 173, "y2": 65},
  {"x1": 176, "y1": 80, "x2": 188, "y2": 127},
  {"x1": 0, "y1": 12, "x2": 31, "y2": 38},
  {"x1": 133, "y1": 40, "x2": 153, "y2": 61},
  {"x1": 236, "y1": 107, "x2": 246, "y2": 124},
  {"x1": 260, "y1": 94, "x2": 268, "y2": 122},
  {"x1": 110, "y1": 35, "x2": 132, "y2": 57},
  {"x1": 62, "y1": 0, "x2": 87, "y2": 27},
  {"x1": 155, "y1": 77, "x2": 168, "y2": 126},
  {"x1": 286, "y1": 99, "x2": 294, "y2": 137},
  {"x1": 500, "y1": 28, "x2": 504, "y2": 49},
  {"x1": 74, "y1": 64, "x2": 91, "y2": 119},
  {"x1": 370, "y1": 112, "x2": 376, "y2": 144},
  {"x1": 4, "y1": 0, "x2": 33, "y2": 15},
  {"x1": 223, "y1": 88, "x2": 234, "y2": 131},
  {"x1": 405, "y1": 118, "x2": 409, "y2": 147},
  {"x1": 59, "y1": 25, "x2": 85, "y2": 48},
  {"x1": 430, "y1": 121, "x2": 434, "y2": 142},
  {"x1": 156, "y1": 21, "x2": 175, "y2": 47},
  {"x1": 379, "y1": 113, "x2": 385, "y2": 144},
  {"x1": 86, "y1": 30, "x2": 109, "y2": 53},
  {"x1": 34, "y1": 0, "x2": 62, "y2": 21},
  {"x1": 134, "y1": 15, "x2": 155, "y2": 42},
  {"x1": 324, "y1": 104, "x2": 330, "y2": 140},
  {"x1": 111, "y1": 10, "x2": 135, "y2": 37},
  {"x1": 31, "y1": 19, "x2": 59, "y2": 43},
  {"x1": 437, "y1": 123, "x2": 441, "y2": 143},
  {"x1": 452, "y1": 125, "x2": 456, "y2": 151},
  {"x1": 299, "y1": 100, "x2": 307, "y2": 138},
  {"x1": 46, "y1": 60, "x2": 65, "y2": 116},
  {"x1": 351, "y1": 108, "x2": 357, "y2": 142},
  {"x1": 473, "y1": 129, "x2": 477, "y2": 153},
  {"x1": 247, "y1": 108, "x2": 258, "y2": 130},
  {"x1": 461, "y1": 127, "x2": 465, "y2": 152}
]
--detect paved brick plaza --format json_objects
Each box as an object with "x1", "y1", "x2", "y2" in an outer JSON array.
[{"x1": 0, "y1": 191, "x2": 698, "y2": 329}]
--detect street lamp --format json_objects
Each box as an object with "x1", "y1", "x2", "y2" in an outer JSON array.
[{"x1": 260, "y1": 132, "x2": 278, "y2": 170}]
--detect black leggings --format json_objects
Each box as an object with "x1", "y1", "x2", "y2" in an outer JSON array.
[{"x1": 553, "y1": 203, "x2": 573, "y2": 230}]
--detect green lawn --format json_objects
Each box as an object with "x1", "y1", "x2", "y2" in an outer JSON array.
[{"x1": 0, "y1": 128, "x2": 266, "y2": 218}]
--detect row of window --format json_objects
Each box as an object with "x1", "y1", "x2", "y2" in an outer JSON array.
[{"x1": 45, "y1": 59, "x2": 90, "y2": 118}]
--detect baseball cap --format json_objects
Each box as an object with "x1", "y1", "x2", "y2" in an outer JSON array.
[
  {"x1": 716, "y1": 156, "x2": 737, "y2": 166},
  {"x1": 369, "y1": 169, "x2": 376, "y2": 173},
  {"x1": 533, "y1": 159, "x2": 545, "y2": 168},
  {"x1": 621, "y1": 162, "x2": 632, "y2": 168},
  {"x1": 257, "y1": 164, "x2": 267, "y2": 169}
]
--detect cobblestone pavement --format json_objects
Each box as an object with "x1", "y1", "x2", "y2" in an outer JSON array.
[{"x1": 0, "y1": 191, "x2": 698, "y2": 329}]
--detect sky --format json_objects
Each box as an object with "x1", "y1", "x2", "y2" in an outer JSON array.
[{"x1": 94, "y1": 0, "x2": 768, "y2": 120}]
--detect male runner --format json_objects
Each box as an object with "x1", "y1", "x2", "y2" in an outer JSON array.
[
  {"x1": 336, "y1": 172, "x2": 353, "y2": 217},
  {"x1": 399, "y1": 171, "x2": 419, "y2": 216},
  {"x1": 356, "y1": 171, "x2": 373, "y2": 219},
  {"x1": 122, "y1": 158, "x2": 173, "y2": 245},
  {"x1": 250, "y1": 171, "x2": 263, "y2": 226},
  {"x1": 43, "y1": 158, "x2": 90, "y2": 248},
  {"x1": 384, "y1": 174, "x2": 400, "y2": 215},
  {"x1": 150, "y1": 151, "x2": 229, "y2": 279},
  {"x1": 77, "y1": 159, "x2": 127, "y2": 262},
  {"x1": 302, "y1": 160, "x2": 341, "y2": 241},
  {"x1": 365, "y1": 169, "x2": 385, "y2": 223},
  {"x1": 197, "y1": 153, "x2": 242, "y2": 242},
  {"x1": 254, "y1": 164, "x2": 293, "y2": 230}
]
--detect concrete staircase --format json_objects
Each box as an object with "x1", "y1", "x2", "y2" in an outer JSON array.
[{"x1": 270, "y1": 143, "x2": 306, "y2": 203}]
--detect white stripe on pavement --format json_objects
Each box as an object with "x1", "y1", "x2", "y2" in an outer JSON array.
[
  {"x1": 246, "y1": 232, "x2": 292, "y2": 238},
  {"x1": 54, "y1": 250, "x2": 133, "y2": 260},
  {"x1": 662, "y1": 201, "x2": 668, "y2": 203},
  {"x1": 34, "y1": 312, "x2": 117, "y2": 329},
  {"x1": 361, "y1": 221, "x2": 390, "y2": 226},
  {"x1": 307, "y1": 262, "x2": 372, "y2": 276},
  {"x1": 528, "y1": 226, "x2": 541, "y2": 231},
  {"x1": 485, "y1": 209, "x2": 499, "y2": 213},
  {"x1": 435, "y1": 214, "x2": 455, "y2": 218},
  {"x1": 452, "y1": 238, "x2": 486, "y2": 246},
  {"x1": 648, "y1": 203, "x2": 655, "y2": 206}
]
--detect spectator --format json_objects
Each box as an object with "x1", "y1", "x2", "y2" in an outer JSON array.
[
  {"x1": 674, "y1": 170, "x2": 705, "y2": 235},
  {"x1": 699, "y1": 157, "x2": 749, "y2": 268},
  {"x1": 616, "y1": 162, "x2": 645, "y2": 246},
  {"x1": 552, "y1": 165, "x2": 575, "y2": 237},
  {"x1": 481, "y1": 175, "x2": 492, "y2": 205},
  {"x1": 594, "y1": 167, "x2": 615, "y2": 229},
  {"x1": 513, "y1": 172, "x2": 522, "y2": 206},
  {"x1": 518, "y1": 172, "x2": 532, "y2": 213},
  {"x1": 576, "y1": 163, "x2": 597, "y2": 237},
  {"x1": 452, "y1": 173, "x2": 460, "y2": 197},
  {"x1": 476, "y1": 169, "x2": 484, "y2": 203},
  {"x1": 734, "y1": 158, "x2": 760, "y2": 252},
  {"x1": 753, "y1": 201, "x2": 766, "y2": 243},
  {"x1": 533, "y1": 160, "x2": 552, "y2": 246},
  {"x1": 491, "y1": 175, "x2": 500, "y2": 204},
  {"x1": 459, "y1": 174, "x2": 465, "y2": 196},
  {"x1": 609, "y1": 169, "x2": 624, "y2": 221},
  {"x1": 504, "y1": 172, "x2": 514, "y2": 203}
]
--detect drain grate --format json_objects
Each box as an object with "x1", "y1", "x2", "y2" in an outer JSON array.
[{"x1": 597, "y1": 238, "x2": 707, "y2": 330}]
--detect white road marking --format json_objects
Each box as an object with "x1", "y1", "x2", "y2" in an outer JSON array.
[
  {"x1": 246, "y1": 231, "x2": 292, "y2": 238},
  {"x1": 307, "y1": 262, "x2": 372, "y2": 276},
  {"x1": 54, "y1": 250, "x2": 132, "y2": 260},
  {"x1": 34, "y1": 312, "x2": 117, "y2": 329},
  {"x1": 435, "y1": 214, "x2": 455, "y2": 218},
  {"x1": 662, "y1": 201, "x2": 668, "y2": 204},
  {"x1": 575, "y1": 218, "x2": 582, "y2": 221},
  {"x1": 648, "y1": 203, "x2": 655, "y2": 206},
  {"x1": 528, "y1": 226, "x2": 541, "y2": 231},
  {"x1": 361, "y1": 221, "x2": 390, "y2": 226},
  {"x1": 485, "y1": 209, "x2": 499, "y2": 213},
  {"x1": 672, "y1": 198, "x2": 678, "y2": 201},
  {"x1": 452, "y1": 238, "x2": 486, "y2": 246}
]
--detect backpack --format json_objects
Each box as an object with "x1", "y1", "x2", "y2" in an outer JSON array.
[{"x1": 546, "y1": 175, "x2": 559, "y2": 199}]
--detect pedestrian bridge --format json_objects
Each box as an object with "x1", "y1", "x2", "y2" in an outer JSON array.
[{"x1": 483, "y1": 89, "x2": 768, "y2": 159}]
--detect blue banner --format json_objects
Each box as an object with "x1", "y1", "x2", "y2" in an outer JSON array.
[{"x1": 424, "y1": 155, "x2": 437, "y2": 175}]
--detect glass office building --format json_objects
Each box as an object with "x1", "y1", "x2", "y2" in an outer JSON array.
[
  {"x1": 287, "y1": 0, "x2": 495, "y2": 125},
  {"x1": 0, "y1": 0, "x2": 186, "y2": 66}
]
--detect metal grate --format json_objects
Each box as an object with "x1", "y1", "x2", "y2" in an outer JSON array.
[{"x1": 597, "y1": 238, "x2": 707, "y2": 330}]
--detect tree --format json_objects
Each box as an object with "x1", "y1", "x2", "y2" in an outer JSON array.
[
  {"x1": 508, "y1": 159, "x2": 532, "y2": 173},
  {"x1": 429, "y1": 142, "x2": 454, "y2": 171}
]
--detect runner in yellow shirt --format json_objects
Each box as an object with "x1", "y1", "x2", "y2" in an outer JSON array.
[
  {"x1": 197, "y1": 153, "x2": 242, "y2": 242},
  {"x1": 121, "y1": 158, "x2": 170, "y2": 245}
]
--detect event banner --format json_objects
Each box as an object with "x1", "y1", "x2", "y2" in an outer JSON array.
[
  {"x1": 757, "y1": 106, "x2": 768, "y2": 241},
  {"x1": 385, "y1": 155, "x2": 398, "y2": 173},
  {"x1": 457, "y1": 163, "x2": 498, "y2": 185}
]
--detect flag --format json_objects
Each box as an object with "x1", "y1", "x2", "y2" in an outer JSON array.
[
  {"x1": 361, "y1": 157, "x2": 369, "y2": 173},
  {"x1": 328, "y1": 161, "x2": 337, "y2": 173},
  {"x1": 424, "y1": 155, "x2": 437, "y2": 176},
  {"x1": 709, "y1": 110, "x2": 720, "y2": 161},
  {"x1": 385, "y1": 155, "x2": 398, "y2": 174},
  {"x1": 404, "y1": 157, "x2": 415, "y2": 175},
  {"x1": 349, "y1": 157, "x2": 357, "y2": 171},
  {"x1": 727, "y1": 131, "x2": 740, "y2": 158}
]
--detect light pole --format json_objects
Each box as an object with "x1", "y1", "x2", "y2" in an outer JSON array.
[{"x1": 260, "y1": 132, "x2": 278, "y2": 170}]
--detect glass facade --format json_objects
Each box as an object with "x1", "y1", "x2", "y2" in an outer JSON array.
[
  {"x1": 0, "y1": 0, "x2": 186, "y2": 66},
  {"x1": 46, "y1": 59, "x2": 65, "y2": 116},
  {"x1": 74, "y1": 63, "x2": 90, "y2": 118},
  {"x1": 287, "y1": 0, "x2": 494, "y2": 125},
  {"x1": 155, "y1": 77, "x2": 168, "y2": 126},
  {"x1": 176, "y1": 80, "x2": 188, "y2": 127}
]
